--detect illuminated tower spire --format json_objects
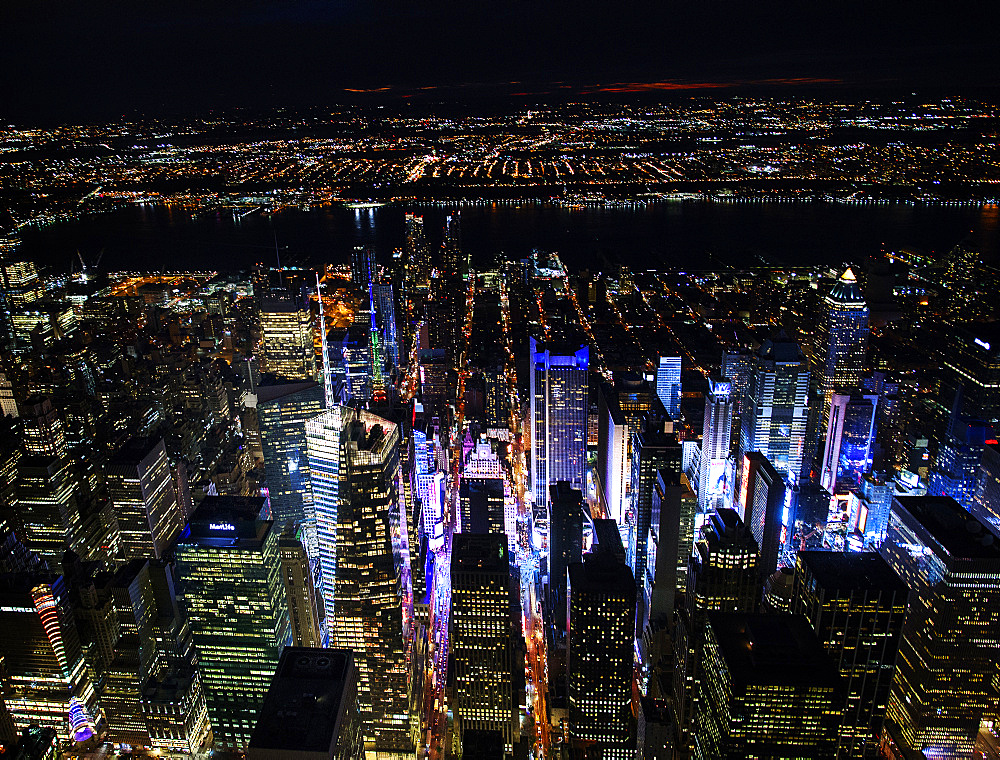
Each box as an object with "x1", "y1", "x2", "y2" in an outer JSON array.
[
  {"x1": 369, "y1": 283, "x2": 386, "y2": 401},
  {"x1": 316, "y1": 273, "x2": 335, "y2": 408}
]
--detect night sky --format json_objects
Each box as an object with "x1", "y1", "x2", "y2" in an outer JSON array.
[{"x1": 2, "y1": 0, "x2": 998, "y2": 122}]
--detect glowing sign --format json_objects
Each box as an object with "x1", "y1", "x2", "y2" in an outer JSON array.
[
  {"x1": 975, "y1": 338, "x2": 991, "y2": 351},
  {"x1": 209, "y1": 522, "x2": 236, "y2": 531}
]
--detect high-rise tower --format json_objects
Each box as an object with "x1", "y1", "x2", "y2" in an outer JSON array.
[
  {"x1": 529, "y1": 339, "x2": 589, "y2": 507},
  {"x1": 699, "y1": 375, "x2": 733, "y2": 511},
  {"x1": 655, "y1": 356, "x2": 682, "y2": 420},
  {"x1": 818, "y1": 268, "x2": 868, "y2": 413}
]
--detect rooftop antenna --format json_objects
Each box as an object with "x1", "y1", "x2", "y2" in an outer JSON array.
[{"x1": 316, "y1": 272, "x2": 335, "y2": 408}]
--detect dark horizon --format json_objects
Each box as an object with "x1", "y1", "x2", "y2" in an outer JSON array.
[{"x1": 3, "y1": 0, "x2": 999, "y2": 123}]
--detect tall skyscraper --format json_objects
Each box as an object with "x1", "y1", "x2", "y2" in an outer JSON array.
[
  {"x1": 819, "y1": 390, "x2": 878, "y2": 494},
  {"x1": 404, "y1": 213, "x2": 431, "y2": 288},
  {"x1": 350, "y1": 247, "x2": 375, "y2": 291},
  {"x1": 642, "y1": 471, "x2": 696, "y2": 633},
  {"x1": 304, "y1": 406, "x2": 414, "y2": 756},
  {"x1": 673, "y1": 508, "x2": 759, "y2": 749},
  {"x1": 878, "y1": 495, "x2": 1000, "y2": 757},
  {"x1": 627, "y1": 420, "x2": 682, "y2": 613},
  {"x1": 450, "y1": 533, "x2": 519, "y2": 754},
  {"x1": 741, "y1": 452, "x2": 786, "y2": 582},
  {"x1": 566, "y1": 548, "x2": 636, "y2": 759},
  {"x1": 458, "y1": 477, "x2": 504, "y2": 536},
  {"x1": 792, "y1": 551, "x2": 908, "y2": 757},
  {"x1": 938, "y1": 324, "x2": 1000, "y2": 425},
  {"x1": 0, "y1": 573, "x2": 102, "y2": 743},
  {"x1": 174, "y1": 499, "x2": 290, "y2": 750},
  {"x1": 278, "y1": 526, "x2": 325, "y2": 648},
  {"x1": 655, "y1": 356, "x2": 682, "y2": 420},
  {"x1": 529, "y1": 339, "x2": 589, "y2": 507},
  {"x1": 721, "y1": 349, "x2": 754, "y2": 450},
  {"x1": 699, "y1": 375, "x2": 733, "y2": 511},
  {"x1": 694, "y1": 613, "x2": 843, "y2": 759},
  {"x1": 597, "y1": 382, "x2": 630, "y2": 526},
  {"x1": 105, "y1": 437, "x2": 184, "y2": 561},
  {"x1": 261, "y1": 296, "x2": 316, "y2": 381},
  {"x1": 442, "y1": 212, "x2": 463, "y2": 276},
  {"x1": 548, "y1": 481, "x2": 583, "y2": 623},
  {"x1": 255, "y1": 380, "x2": 325, "y2": 548},
  {"x1": 929, "y1": 416, "x2": 989, "y2": 509},
  {"x1": 818, "y1": 268, "x2": 869, "y2": 411},
  {"x1": 739, "y1": 334, "x2": 810, "y2": 487},
  {"x1": 248, "y1": 647, "x2": 362, "y2": 760}
]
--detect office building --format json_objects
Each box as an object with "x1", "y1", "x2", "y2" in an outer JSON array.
[
  {"x1": 741, "y1": 452, "x2": 786, "y2": 582},
  {"x1": 248, "y1": 647, "x2": 362, "y2": 760},
  {"x1": 721, "y1": 349, "x2": 754, "y2": 450},
  {"x1": 0, "y1": 573, "x2": 102, "y2": 743},
  {"x1": 256, "y1": 380, "x2": 325, "y2": 550},
  {"x1": 279, "y1": 526, "x2": 325, "y2": 649},
  {"x1": 458, "y1": 477, "x2": 504, "y2": 536},
  {"x1": 529, "y1": 339, "x2": 589, "y2": 506},
  {"x1": 655, "y1": 356, "x2": 682, "y2": 420},
  {"x1": 694, "y1": 612, "x2": 843, "y2": 759},
  {"x1": 451, "y1": 534, "x2": 519, "y2": 754},
  {"x1": 699, "y1": 375, "x2": 733, "y2": 512},
  {"x1": 973, "y1": 442, "x2": 1000, "y2": 535},
  {"x1": 817, "y1": 268, "x2": 869, "y2": 412},
  {"x1": 442, "y1": 212, "x2": 463, "y2": 277},
  {"x1": 739, "y1": 334, "x2": 810, "y2": 487},
  {"x1": 261, "y1": 296, "x2": 316, "y2": 381},
  {"x1": 674, "y1": 509, "x2": 759, "y2": 748},
  {"x1": 548, "y1": 482, "x2": 583, "y2": 623},
  {"x1": 174, "y1": 500, "x2": 290, "y2": 749},
  {"x1": 105, "y1": 437, "x2": 185, "y2": 561},
  {"x1": 929, "y1": 416, "x2": 989, "y2": 510},
  {"x1": 627, "y1": 420, "x2": 682, "y2": 619},
  {"x1": 792, "y1": 551, "x2": 908, "y2": 757},
  {"x1": 566, "y1": 549, "x2": 636, "y2": 759},
  {"x1": 642, "y1": 471, "x2": 696, "y2": 633},
  {"x1": 819, "y1": 391, "x2": 878, "y2": 494},
  {"x1": 636, "y1": 696, "x2": 675, "y2": 760},
  {"x1": 878, "y1": 495, "x2": 1000, "y2": 757},
  {"x1": 305, "y1": 406, "x2": 414, "y2": 757},
  {"x1": 939, "y1": 323, "x2": 1000, "y2": 424},
  {"x1": 350, "y1": 247, "x2": 375, "y2": 291},
  {"x1": 404, "y1": 213, "x2": 431, "y2": 288},
  {"x1": 847, "y1": 471, "x2": 895, "y2": 549},
  {"x1": 597, "y1": 382, "x2": 630, "y2": 526}
]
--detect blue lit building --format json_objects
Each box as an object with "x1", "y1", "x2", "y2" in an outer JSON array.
[
  {"x1": 530, "y1": 339, "x2": 589, "y2": 507},
  {"x1": 655, "y1": 356, "x2": 682, "y2": 420},
  {"x1": 256, "y1": 380, "x2": 325, "y2": 551},
  {"x1": 819, "y1": 391, "x2": 878, "y2": 494},
  {"x1": 738, "y1": 335, "x2": 810, "y2": 488},
  {"x1": 929, "y1": 417, "x2": 990, "y2": 509}
]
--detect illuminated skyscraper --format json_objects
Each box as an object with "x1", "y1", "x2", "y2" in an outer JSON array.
[
  {"x1": 0, "y1": 573, "x2": 102, "y2": 743},
  {"x1": 174, "y1": 500, "x2": 290, "y2": 750},
  {"x1": 693, "y1": 613, "x2": 842, "y2": 759},
  {"x1": 739, "y1": 334, "x2": 810, "y2": 487},
  {"x1": 529, "y1": 339, "x2": 589, "y2": 507},
  {"x1": 791, "y1": 551, "x2": 907, "y2": 758},
  {"x1": 261, "y1": 296, "x2": 315, "y2": 380},
  {"x1": 642, "y1": 471, "x2": 696, "y2": 635},
  {"x1": 566, "y1": 548, "x2": 636, "y2": 759},
  {"x1": 304, "y1": 407, "x2": 414, "y2": 756},
  {"x1": 819, "y1": 390, "x2": 878, "y2": 494},
  {"x1": 105, "y1": 437, "x2": 184, "y2": 561},
  {"x1": 741, "y1": 452, "x2": 786, "y2": 582},
  {"x1": 372, "y1": 282, "x2": 399, "y2": 371},
  {"x1": 878, "y1": 495, "x2": 1000, "y2": 757},
  {"x1": 655, "y1": 356, "x2": 682, "y2": 420},
  {"x1": 442, "y1": 212, "x2": 463, "y2": 276},
  {"x1": 939, "y1": 324, "x2": 1000, "y2": 424},
  {"x1": 699, "y1": 375, "x2": 733, "y2": 511},
  {"x1": 451, "y1": 533, "x2": 519, "y2": 754},
  {"x1": 248, "y1": 647, "x2": 362, "y2": 760},
  {"x1": 350, "y1": 247, "x2": 375, "y2": 291},
  {"x1": 256, "y1": 380, "x2": 325, "y2": 548},
  {"x1": 929, "y1": 416, "x2": 989, "y2": 509},
  {"x1": 597, "y1": 382, "x2": 630, "y2": 526},
  {"x1": 404, "y1": 213, "x2": 431, "y2": 288},
  {"x1": 458, "y1": 477, "x2": 504, "y2": 536},
  {"x1": 627, "y1": 419, "x2": 681, "y2": 618},
  {"x1": 278, "y1": 526, "x2": 325, "y2": 649},
  {"x1": 818, "y1": 268, "x2": 868, "y2": 412},
  {"x1": 673, "y1": 508, "x2": 759, "y2": 749}
]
